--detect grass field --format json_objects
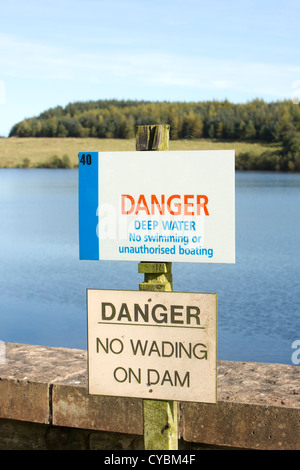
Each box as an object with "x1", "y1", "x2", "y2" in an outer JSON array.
[{"x1": 0, "y1": 137, "x2": 282, "y2": 168}]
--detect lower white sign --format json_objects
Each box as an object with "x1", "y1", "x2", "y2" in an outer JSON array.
[{"x1": 87, "y1": 289, "x2": 217, "y2": 403}]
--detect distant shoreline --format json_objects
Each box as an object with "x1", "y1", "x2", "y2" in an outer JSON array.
[{"x1": 0, "y1": 136, "x2": 293, "y2": 172}]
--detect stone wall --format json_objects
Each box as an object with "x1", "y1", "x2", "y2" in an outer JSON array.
[{"x1": 0, "y1": 342, "x2": 299, "y2": 450}]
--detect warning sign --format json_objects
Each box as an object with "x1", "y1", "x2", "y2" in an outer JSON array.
[
  {"x1": 79, "y1": 150, "x2": 235, "y2": 264},
  {"x1": 87, "y1": 289, "x2": 217, "y2": 403}
]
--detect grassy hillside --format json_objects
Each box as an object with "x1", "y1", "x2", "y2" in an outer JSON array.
[{"x1": 0, "y1": 137, "x2": 282, "y2": 170}]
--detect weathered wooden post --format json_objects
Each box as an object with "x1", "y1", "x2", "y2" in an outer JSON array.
[{"x1": 136, "y1": 124, "x2": 178, "y2": 450}]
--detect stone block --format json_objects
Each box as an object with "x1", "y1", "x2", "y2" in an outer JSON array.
[
  {"x1": 52, "y1": 384, "x2": 143, "y2": 435},
  {"x1": 0, "y1": 378, "x2": 49, "y2": 424},
  {"x1": 180, "y1": 401, "x2": 300, "y2": 450}
]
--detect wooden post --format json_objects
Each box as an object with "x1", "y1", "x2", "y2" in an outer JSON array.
[{"x1": 136, "y1": 124, "x2": 178, "y2": 451}]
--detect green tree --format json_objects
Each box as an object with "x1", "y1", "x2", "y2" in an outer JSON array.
[
  {"x1": 216, "y1": 122, "x2": 223, "y2": 139},
  {"x1": 192, "y1": 115, "x2": 204, "y2": 138},
  {"x1": 281, "y1": 129, "x2": 300, "y2": 170},
  {"x1": 207, "y1": 123, "x2": 215, "y2": 139},
  {"x1": 170, "y1": 115, "x2": 180, "y2": 139},
  {"x1": 244, "y1": 120, "x2": 256, "y2": 140},
  {"x1": 57, "y1": 122, "x2": 68, "y2": 137}
]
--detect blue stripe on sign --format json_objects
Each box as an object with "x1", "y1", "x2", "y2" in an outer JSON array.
[{"x1": 78, "y1": 152, "x2": 99, "y2": 260}]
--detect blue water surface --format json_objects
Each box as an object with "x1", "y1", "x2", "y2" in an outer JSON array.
[{"x1": 0, "y1": 169, "x2": 299, "y2": 365}]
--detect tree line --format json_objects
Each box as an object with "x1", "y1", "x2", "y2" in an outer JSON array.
[{"x1": 9, "y1": 98, "x2": 300, "y2": 170}]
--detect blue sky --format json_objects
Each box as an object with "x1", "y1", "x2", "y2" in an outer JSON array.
[{"x1": 0, "y1": 0, "x2": 299, "y2": 136}]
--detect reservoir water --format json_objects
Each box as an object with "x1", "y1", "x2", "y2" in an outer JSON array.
[{"x1": 0, "y1": 169, "x2": 299, "y2": 365}]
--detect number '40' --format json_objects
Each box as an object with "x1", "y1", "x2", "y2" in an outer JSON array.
[{"x1": 80, "y1": 154, "x2": 92, "y2": 165}]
